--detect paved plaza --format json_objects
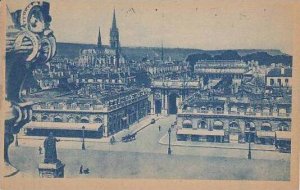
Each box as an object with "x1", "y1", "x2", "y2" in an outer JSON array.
[{"x1": 9, "y1": 115, "x2": 290, "y2": 180}]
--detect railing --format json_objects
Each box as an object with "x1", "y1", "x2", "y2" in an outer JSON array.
[
  {"x1": 181, "y1": 109, "x2": 291, "y2": 118},
  {"x1": 32, "y1": 91, "x2": 149, "y2": 112},
  {"x1": 152, "y1": 81, "x2": 200, "y2": 88}
]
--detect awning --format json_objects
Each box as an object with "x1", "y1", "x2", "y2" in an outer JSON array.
[
  {"x1": 276, "y1": 131, "x2": 291, "y2": 140},
  {"x1": 177, "y1": 128, "x2": 224, "y2": 136},
  {"x1": 213, "y1": 120, "x2": 223, "y2": 127},
  {"x1": 24, "y1": 122, "x2": 102, "y2": 131},
  {"x1": 122, "y1": 117, "x2": 127, "y2": 121},
  {"x1": 256, "y1": 131, "x2": 275, "y2": 138},
  {"x1": 182, "y1": 120, "x2": 192, "y2": 126}
]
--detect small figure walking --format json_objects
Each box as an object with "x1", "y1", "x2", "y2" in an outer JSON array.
[
  {"x1": 110, "y1": 135, "x2": 115, "y2": 145},
  {"x1": 79, "y1": 165, "x2": 83, "y2": 174},
  {"x1": 38, "y1": 146, "x2": 42, "y2": 154},
  {"x1": 158, "y1": 125, "x2": 161, "y2": 131}
]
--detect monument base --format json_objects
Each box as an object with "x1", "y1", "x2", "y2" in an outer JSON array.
[{"x1": 38, "y1": 161, "x2": 65, "y2": 178}]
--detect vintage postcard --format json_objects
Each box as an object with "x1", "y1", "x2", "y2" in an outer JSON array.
[{"x1": 0, "y1": 0, "x2": 299, "y2": 189}]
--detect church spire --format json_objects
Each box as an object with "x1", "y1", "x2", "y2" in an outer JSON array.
[
  {"x1": 112, "y1": 8, "x2": 117, "y2": 29},
  {"x1": 110, "y1": 8, "x2": 120, "y2": 50},
  {"x1": 97, "y1": 27, "x2": 102, "y2": 48},
  {"x1": 161, "y1": 41, "x2": 164, "y2": 62}
]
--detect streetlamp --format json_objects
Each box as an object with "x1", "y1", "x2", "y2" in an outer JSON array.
[
  {"x1": 168, "y1": 128, "x2": 172, "y2": 155},
  {"x1": 248, "y1": 136, "x2": 251, "y2": 159},
  {"x1": 82, "y1": 126, "x2": 85, "y2": 150},
  {"x1": 15, "y1": 133, "x2": 18, "y2": 147}
]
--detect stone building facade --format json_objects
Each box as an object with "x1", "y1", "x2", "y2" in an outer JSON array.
[
  {"x1": 24, "y1": 89, "x2": 150, "y2": 138},
  {"x1": 176, "y1": 94, "x2": 291, "y2": 145}
]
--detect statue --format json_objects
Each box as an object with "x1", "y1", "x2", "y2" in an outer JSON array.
[
  {"x1": 43, "y1": 132, "x2": 60, "y2": 164},
  {"x1": 39, "y1": 131, "x2": 65, "y2": 178}
]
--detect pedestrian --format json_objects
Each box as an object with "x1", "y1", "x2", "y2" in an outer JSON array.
[
  {"x1": 158, "y1": 125, "x2": 161, "y2": 131},
  {"x1": 110, "y1": 136, "x2": 115, "y2": 144},
  {"x1": 38, "y1": 146, "x2": 42, "y2": 154},
  {"x1": 79, "y1": 165, "x2": 83, "y2": 174}
]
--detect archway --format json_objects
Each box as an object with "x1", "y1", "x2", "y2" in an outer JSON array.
[
  {"x1": 94, "y1": 117, "x2": 102, "y2": 123},
  {"x1": 229, "y1": 121, "x2": 241, "y2": 134},
  {"x1": 41, "y1": 115, "x2": 48, "y2": 121},
  {"x1": 168, "y1": 93, "x2": 179, "y2": 114},
  {"x1": 68, "y1": 117, "x2": 76, "y2": 123},
  {"x1": 278, "y1": 122, "x2": 289, "y2": 131},
  {"x1": 261, "y1": 122, "x2": 272, "y2": 131},
  {"x1": 155, "y1": 100, "x2": 162, "y2": 114},
  {"x1": 213, "y1": 120, "x2": 224, "y2": 130},
  {"x1": 80, "y1": 117, "x2": 89, "y2": 123},
  {"x1": 32, "y1": 116, "x2": 37, "y2": 121},
  {"x1": 199, "y1": 120, "x2": 207, "y2": 129},
  {"x1": 54, "y1": 116, "x2": 63, "y2": 122}
]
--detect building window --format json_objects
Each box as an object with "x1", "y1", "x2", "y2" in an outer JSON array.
[
  {"x1": 200, "y1": 106, "x2": 207, "y2": 113},
  {"x1": 80, "y1": 117, "x2": 90, "y2": 123},
  {"x1": 58, "y1": 103, "x2": 64, "y2": 109},
  {"x1": 41, "y1": 115, "x2": 48, "y2": 121},
  {"x1": 94, "y1": 117, "x2": 102, "y2": 123},
  {"x1": 71, "y1": 103, "x2": 77, "y2": 109},
  {"x1": 278, "y1": 108, "x2": 287, "y2": 116},
  {"x1": 230, "y1": 106, "x2": 238, "y2": 113},
  {"x1": 198, "y1": 120, "x2": 207, "y2": 129},
  {"x1": 261, "y1": 122, "x2": 272, "y2": 131},
  {"x1": 83, "y1": 104, "x2": 90, "y2": 110},
  {"x1": 216, "y1": 107, "x2": 223, "y2": 114},
  {"x1": 278, "y1": 123, "x2": 289, "y2": 131},
  {"x1": 285, "y1": 79, "x2": 289, "y2": 86},
  {"x1": 245, "y1": 122, "x2": 256, "y2": 131},
  {"x1": 270, "y1": 79, "x2": 274, "y2": 86},
  {"x1": 262, "y1": 107, "x2": 270, "y2": 116},
  {"x1": 213, "y1": 120, "x2": 224, "y2": 130},
  {"x1": 68, "y1": 117, "x2": 76, "y2": 123},
  {"x1": 277, "y1": 79, "x2": 282, "y2": 86},
  {"x1": 32, "y1": 116, "x2": 37, "y2": 121},
  {"x1": 182, "y1": 120, "x2": 192, "y2": 128},
  {"x1": 229, "y1": 121, "x2": 240, "y2": 133},
  {"x1": 54, "y1": 116, "x2": 63, "y2": 122}
]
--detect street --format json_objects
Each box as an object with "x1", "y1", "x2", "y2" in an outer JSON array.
[{"x1": 9, "y1": 115, "x2": 290, "y2": 180}]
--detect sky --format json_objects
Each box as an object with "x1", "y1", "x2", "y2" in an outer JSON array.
[{"x1": 6, "y1": 0, "x2": 296, "y2": 54}]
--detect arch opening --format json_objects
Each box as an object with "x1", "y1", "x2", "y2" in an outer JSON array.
[{"x1": 168, "y1": 93, "x2": 179, "y2": 114}]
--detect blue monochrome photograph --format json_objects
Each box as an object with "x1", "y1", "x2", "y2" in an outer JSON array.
[{"x1": 2, "y1": 0, "x2": 296, "y2": 186}]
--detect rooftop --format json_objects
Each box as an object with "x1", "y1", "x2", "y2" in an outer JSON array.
[
  {"x1": 24, "y1": 87, "x2": 148, "y2": 105},
  {"x1": 266, "y1": 68, "x2": 292, "y2": 77}
]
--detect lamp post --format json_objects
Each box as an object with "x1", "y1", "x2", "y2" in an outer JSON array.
[
  {"x1": 82, "y1": 126, "x2": 85, "y2": 150},
  {"x1": 168, "y1": 128, "x2": 172, "y2": 155},
  {"x1": 248, "y1": 135, "x2": 251, "y2": 160}
]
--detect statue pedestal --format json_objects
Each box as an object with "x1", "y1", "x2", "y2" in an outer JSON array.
[{"x1": 38, "y1": 161, "x2": 65, "y2": 178}]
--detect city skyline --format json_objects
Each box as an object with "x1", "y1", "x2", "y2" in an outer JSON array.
[{"x1": 7, "y1": 0, "x2": 295, "y2": 54}]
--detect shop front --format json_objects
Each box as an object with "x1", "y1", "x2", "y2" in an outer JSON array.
[
  {"x1": 24, "y1": 121, "x2": 103, "y2": 138},
  {"x1": 176, "y1": 128, "x2": 225, "y2": 142},
  {"x1": 255, "y1": 131, "x2": 275, "y2": 145}
]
